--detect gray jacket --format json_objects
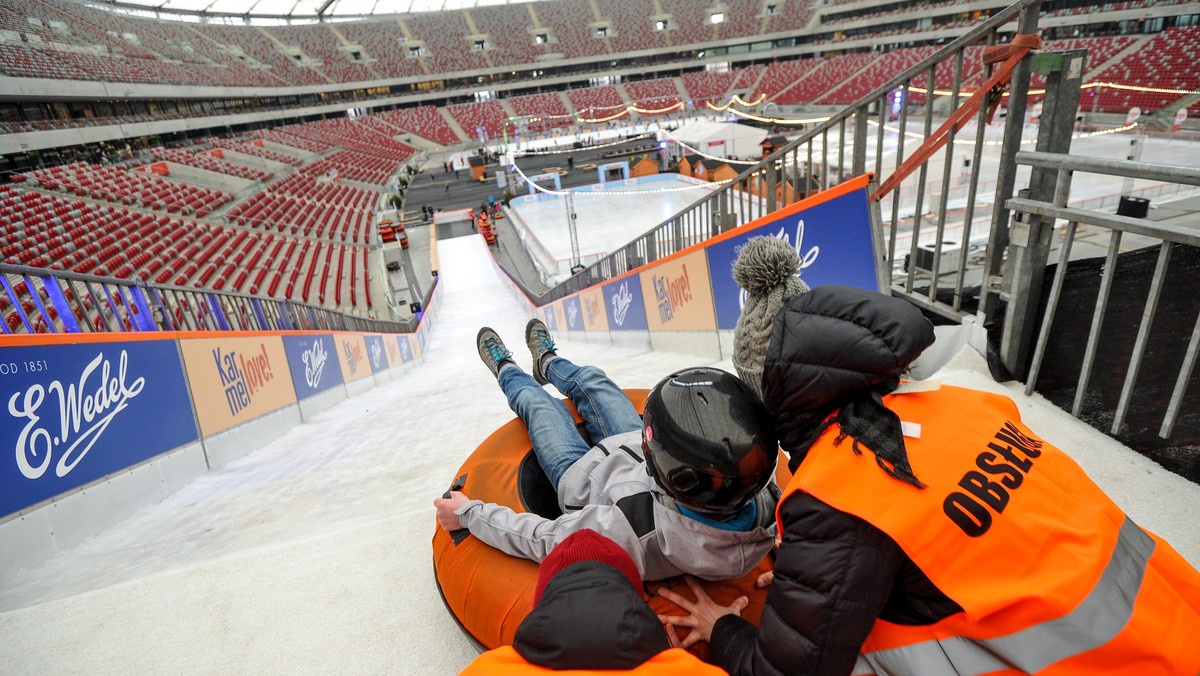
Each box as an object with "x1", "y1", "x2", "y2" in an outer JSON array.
[{"x1": 456, "y1": 430, "x2": 780, "y2": 581}]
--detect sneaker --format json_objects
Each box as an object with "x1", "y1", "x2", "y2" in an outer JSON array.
[
  {"x1": 525, "y1": 318, "x2": 557, "y2": 385},
  {"x1": 477, "y1": 327, "x2": 513, "y2": 378}
]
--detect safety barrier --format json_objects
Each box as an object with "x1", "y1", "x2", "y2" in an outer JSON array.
[
  {"x1": 0, "y1": 263, "x2": 416, "y2": 336},
  {"x1": 0, "y1": 277, "x2": 441, "y2": 585}
]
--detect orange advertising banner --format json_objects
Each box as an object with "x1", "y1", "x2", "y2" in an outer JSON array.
[
  {"x1": 334, "y1": 333, "x2": 372, "y2": 382},
  {"x1": 180, "y1": 335, "x2": 297, "y2": 437},
  {"x1": 639, "y1": 249, "x2": 716, "y2": 331},
  {"x1": 578, "y1": 286, "x2": 609, "y2": 332},
  {"x1": 384, "y1": 333, "x2": 402, "y2": 368}
]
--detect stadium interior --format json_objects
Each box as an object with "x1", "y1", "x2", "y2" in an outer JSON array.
[
  {"x1": 1, "y1": 0, "x2": 1197, "y2": 334},
  {"x1": 1, "y1": 4, "x2": 1200, "y2": 663}
]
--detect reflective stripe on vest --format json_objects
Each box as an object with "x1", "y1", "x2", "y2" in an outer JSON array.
[{"x1": 851, "y1": 516, "x2": 1154, "y2": 675}]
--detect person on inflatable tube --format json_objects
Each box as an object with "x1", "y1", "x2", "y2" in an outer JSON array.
[{"x1": 435, "y1": 319, "x2": 781, "y2": 582}]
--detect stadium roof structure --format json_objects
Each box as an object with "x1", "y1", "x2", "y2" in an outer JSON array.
[{"x1": 93, "y1": 0, "x2": 552, "y2": 21}]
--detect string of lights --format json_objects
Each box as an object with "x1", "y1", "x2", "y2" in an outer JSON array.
[
  {"x1": 866, "y1": 119, "x2": 1140, "y2": 145},
  {"x1": 512, "y1": 133, "x2": 654, "y2": 157},
  {"x1": 708, "y1": 94, "x2": 767, "y2": 111},
  {"x1": 658, "y1": 128, "x2": 759, "y2": 165},
  {"x1": 507, "y1": 161, "x2": 729, "y2": 197},
  {"x1": 714, "y1": 105, "x2": 831, "y2": 125},
  {"x1": 902, "y1": 80, "x2": 1200, "y2": 98},
  {"x1": 577, "y1": 101, "x2": 684, "y2": 124},
  {"x1": 505, "y1": 78, "x2": 1185, "y2": 142}
]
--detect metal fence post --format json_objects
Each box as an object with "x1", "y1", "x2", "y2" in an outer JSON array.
[
  {"x1": 980, "y1": 0, "x2": 1043, "y2": 326},
  {"x1": 1000, "y1": 49, "x2": 1086, "y2": 379}
]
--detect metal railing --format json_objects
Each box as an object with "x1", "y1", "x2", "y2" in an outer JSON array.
[
  {"x1": 539, "y1": 0, "x2": 1044, "y2": 308},
  {"x1": 1, "y1": 264, "x2": 414, "y2": 336},
  {"x1": 1009, "y1": 151, "x2": 1200, "y2": 439}
]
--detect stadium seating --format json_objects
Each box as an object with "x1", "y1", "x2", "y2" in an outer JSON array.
[
  {"x1": 403, "y1": 9, "x2": 489, "y2": 76},
  {"x1": 534, "y1": 0, "x2": 608, "y2": 60},
  {"x1": 567, "y1": 86, "x2": 628, "y2": 119},
  {"x1": 335, "y1": 20, "x2": 426, "y2": 80},
  {"x1": 2, "y1": 0, "x2": 1196, "y2": 330},
  {"x1": 1088, "y1": 26, "x2": 1200, "y2": 115},
  {"x1": 469, "y1": 4, "x2": 543, "y2": 67},
  {"x1": 658, "y1": 0, "x2": 713, "y2": 48},
  {"x1": 763, "y1": 53, "x2": 878, "y2": 105},
  {"x1": 682, "y1": 71, "x2": 737, "y2": 107},
  {"x1": 596, "y1": 0, "x2": 664, "y2": 55},
  {"x1": 507, "y1": 93, "x2": 573, "y2": 131},
  {"x1": 150, "y1": 148, "x2": 274, "y2": 182},
  {"x1": 447, "y1": 100, "x2": 511, "y2": 142},
  {"x1": 822, "y1": 48, "x2": 933, "y2": 105},
  {"x1": 375, "y1": 106, "x2": 463, "y2": 146},
  {"x1": 266, "y1": 23, "x2": 377, "y2": 84},
  {"x1": 624, "y1": 78, "x2": 682, "y2": 111},
  {"x1": 28, "y1": 162, "x2": 232, "y2": 217}
]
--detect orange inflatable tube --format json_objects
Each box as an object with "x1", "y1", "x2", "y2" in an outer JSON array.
[{"x1": 432, "y1": 390, "x2": 789, "y2": 663}]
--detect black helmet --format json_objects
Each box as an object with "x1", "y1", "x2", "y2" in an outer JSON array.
[{"x1": 642, "y1": 367, "x2": 777, "y2": 518}]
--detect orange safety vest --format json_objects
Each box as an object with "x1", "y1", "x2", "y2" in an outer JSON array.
[
  {"x1": 778, "y1": 385, "x2": 1200, "y2": 675},
  {"x1": 460, "y1": 646, "x2": 726, "y2": 675}
]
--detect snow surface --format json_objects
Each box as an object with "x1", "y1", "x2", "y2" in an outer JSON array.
[{"x1": 2, "y1": 234, "x2": 1198, "y2": 675}]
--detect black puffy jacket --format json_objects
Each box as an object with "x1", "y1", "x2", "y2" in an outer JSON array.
[{"x1": 710, "y1": 286, "x2": 961, "y2": 676}]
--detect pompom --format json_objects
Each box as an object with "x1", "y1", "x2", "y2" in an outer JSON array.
[{"x1": 733, "y1": 237, "x2": 801, "y2": 295}]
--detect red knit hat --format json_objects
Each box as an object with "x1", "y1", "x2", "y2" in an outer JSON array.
[{"x1": 534, "y1": 529, "x2": 644, "y2": 603}]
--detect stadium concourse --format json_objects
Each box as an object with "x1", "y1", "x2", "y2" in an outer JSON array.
[{"x1": 2, "y1": 232, "x2": 1199, "y2": 674}]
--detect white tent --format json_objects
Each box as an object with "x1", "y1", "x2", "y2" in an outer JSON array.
[{"x1": 667, "y1": 120, "x2": 767, "y2": 161}]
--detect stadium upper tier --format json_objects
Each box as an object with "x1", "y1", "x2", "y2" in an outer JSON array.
[{"x1": 0, "y1": 0, "x2": 1190, "y2": 90}]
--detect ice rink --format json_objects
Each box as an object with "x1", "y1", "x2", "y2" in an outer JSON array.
[
  {"x1": 505, "y1": 174, "x2": 720, "y2": 278},
  {"x1": 2, "y1": 234, "x2": 1199, "y2": 675},
  {"x1": 507, "y1": 118, "x2": 1200, "y2": 282}
]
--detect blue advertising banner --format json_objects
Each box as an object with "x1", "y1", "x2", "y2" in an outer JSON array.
[
  {"x1": 0, "y1": 340, "x2": 199, "y2": 518},
  {"x1": 282, "y1": 334, "x2": 345, "y2": 400},
  {"x1": 364, "y1": 335, "x2": 388, "y2": 374},
  {"x1": 543, "y1": 304, "x2": 560, "y2": 332},
  {"x1": 707, "y1": 181, "x2": 877, "y2": 330},
  {"x1": 398, "y1": 336, "x2": 413, "y2": 363},
  {"x1": 602, "y1": 276, "x2": 649, "y2": 331},
  {"x1": 563, "y1": 296, "x2": 584, "y2": 331}
]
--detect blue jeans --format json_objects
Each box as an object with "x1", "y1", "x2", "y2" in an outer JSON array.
[{"x1": 497, "y1": 357, "x2": 642, "y2": 489}]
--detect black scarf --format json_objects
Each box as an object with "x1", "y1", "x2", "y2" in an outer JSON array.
[{"x1": 788, "y1": 379, "x2": 925, "y2": 488}]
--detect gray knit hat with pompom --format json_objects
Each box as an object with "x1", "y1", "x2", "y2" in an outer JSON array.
[{"x1": 732, "y1": 236, "x2": 809, "y2": 399}]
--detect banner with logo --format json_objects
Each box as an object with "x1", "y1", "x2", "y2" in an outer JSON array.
[
  {"x1": 334, "y1": 333, "x2": 372, "y2": 382},
  {"x1": 0, "y1": 340, "x2": 199, "y2": 518},
  {"x1": 398, "y1": 335, "x2": 414, "y2": 364},
  {"x1": 282, "y1": 334, "x2": 345, "y2": 400},
  {"x1": 180, "y1": 336, "x2": 297, "y2": 437},
  {"x1": 384, "y1": 334, "x2": 402, "y2": 368},
  {"x1": 602, "y1": 276, "x2": 649, "y2": 332},
  {"x1": 563, "y1": 296, "x2": 584, "y2": 331},
  {"x1": 541, "y1": 303, "x2": 564, "y2": 332},
  {"x1": 707, "y1": 175, "x2": 877, "y2": 330},
  {"x1": 364, "y1": 335, "x2": 389, "y2": 374},
  {"x1": 640, "y1": 249, "x2": 716, "y2": 331},
  {"x1": 578, "y1": 287, "x2": 609, "y2": 332}
]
